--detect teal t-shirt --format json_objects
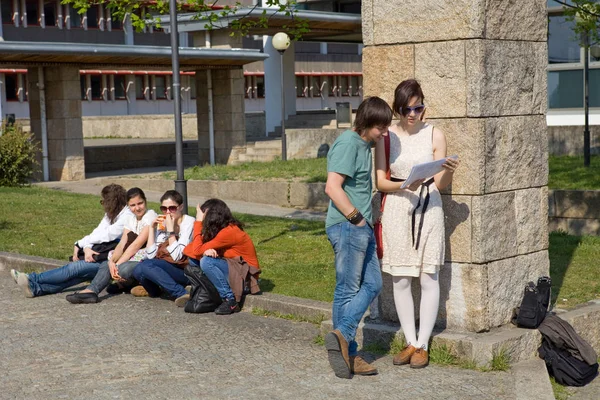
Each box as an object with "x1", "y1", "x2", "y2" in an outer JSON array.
[{"x1": 325, "y1": 130, "x2": 374, "y2": 228}]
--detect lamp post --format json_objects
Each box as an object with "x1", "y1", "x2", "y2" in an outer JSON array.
[
  {"x1": 169, "y1": 0, "x2": 188, "y2": 210},
  {"x1": 583, "y1": 30, "x2": 591, "y2": 167},
  {"x1": 272, "y1": 32, "x2": 291, "y2": 161}
]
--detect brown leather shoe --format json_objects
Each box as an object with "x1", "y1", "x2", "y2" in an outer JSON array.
[
  {"x1": 410, "y1": 347, "x2": 429, "y2": 369},
  {"x1": 351, "y1": 356, "x2": 378, "y2": 376},
  {"x1": 393, "y1": 344, "x2": 416, "y2": 365},
  {"x1": 324, "y1": 329, "x2": 351, "y2": 379},
  {"x1": 131, "y1": 285, "x2": 149, "y2": 297}
]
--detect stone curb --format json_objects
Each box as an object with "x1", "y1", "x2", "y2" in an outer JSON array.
[
  {"x1": 0, "y1": 251, "x2": 332, "y2": 325},
  {"x1": 97, "y1": 177, "x2": 330, "y2": 211},
  {"x1": 512, "y1": 358, "x2": 555, "y2": 400}
]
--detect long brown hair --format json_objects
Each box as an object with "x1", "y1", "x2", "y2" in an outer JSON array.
[{"x1": 101, "y1": 184, "x2": 127, "y2": 223}]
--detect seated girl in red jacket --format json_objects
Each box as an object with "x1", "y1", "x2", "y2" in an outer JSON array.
[{"x1": 183, "y1": 198, "x2": 260, "y2": 315}]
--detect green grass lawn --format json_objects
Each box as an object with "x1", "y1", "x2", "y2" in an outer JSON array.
[
  {"x1": 0, "y1": 186, "x2": 335, "y2": 302},
  {"x1": 548, "y1": 231, "x2": 600, "y2": 309},
  {"x1": 1, "y1": 187, "x2": 599, "y2": 307},
  {"x1": 160, "y1": 155, "x2": 600, "y2": 191},
  {"x1": 162, "y1": 158, "x2": 328, "y2": 183},
  {"x1": 548, "y1": 155, "x2": 600, "y2": 190}
]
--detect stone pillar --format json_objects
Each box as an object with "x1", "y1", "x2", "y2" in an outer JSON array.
[
  {"x1": 363, "y1": 0, "x2": 549, "y2": 332},
  {"x1": 194, "y1": 68, "x2": 246, "y2": 164},
  {"x1": 192, "y1": 31, "x2": 246, "y2": 164},
  {"x1": 28, "y1": 67, "x2": 85, "y2": 181}
]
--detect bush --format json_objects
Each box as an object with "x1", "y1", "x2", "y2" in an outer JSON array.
[{"x1": 0, "y1": 122, "x2": 40, "y2": 186}]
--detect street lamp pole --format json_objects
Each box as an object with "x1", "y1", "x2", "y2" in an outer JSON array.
[
  {"x1": 584, "y1": 31, "x2": 591, "y2": 167},
  {"x1": 169, "y1": 0, "x2": 188, "y2": 210},
  {"x1": 272, "y1": 32, "x2": 291, "y2": 161}
]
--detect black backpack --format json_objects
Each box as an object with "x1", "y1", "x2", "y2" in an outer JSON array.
[
  {"x1": 513, "y1": 276, "x2": 552, "y2": 329},
  {"x1": 183, "y1": 264, "x2": 223, "y2": 313},
  {"x1": 539, "y1": 334, "x2": 599, "y2": 386}
]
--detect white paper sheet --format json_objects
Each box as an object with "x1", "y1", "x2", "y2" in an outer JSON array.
[{"x1": 400, "y1": 155, "x2": 458, "y2": 189}]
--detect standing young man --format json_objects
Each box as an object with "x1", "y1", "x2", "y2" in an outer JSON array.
[{"x1": 324, "y1": 96, "x2": 393, "y2": 379}]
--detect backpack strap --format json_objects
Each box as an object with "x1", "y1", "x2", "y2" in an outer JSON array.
[{"x1": 379, "y1": 132, "x2": 391, "y2": 214}]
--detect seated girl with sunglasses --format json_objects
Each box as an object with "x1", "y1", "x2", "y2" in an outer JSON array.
[
  {"x1": 183, "y1": 198, "x2": 261, "y2": 315},
  {"x1": 130, "y1": 190, "x2": 195, "y2": 306},
  {"x1": 10, "y1": 184, "x2": 132, "y2": 298},
  {"x1": 65, "y1": 187, "x2": 157, "y2": 304}
]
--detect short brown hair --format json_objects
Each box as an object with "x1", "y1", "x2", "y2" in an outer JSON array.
[
  {"x1": 393, "y1": 79, "x2": 425, "y2": 117},
  {"x1": 353, "y1": 96, "x2": 393, "y2": 134}
]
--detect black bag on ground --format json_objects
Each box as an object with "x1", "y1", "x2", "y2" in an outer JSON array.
[
  {"x1": 184, "y1": 264, "x2": 222, "y2": 313},
  {"x1": 514, "y1": 276, "x2": 552, "y2": 329},
  {"x1": 69, "y1": 239, "x2": 120, "y2": 263},
  {"x1": 538, "y1": 313, "x2": 599, "y2": 387}
]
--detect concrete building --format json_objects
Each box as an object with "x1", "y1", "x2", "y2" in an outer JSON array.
[{"x1": 0, "y1": 0, "x2": 363, "y2": 139}]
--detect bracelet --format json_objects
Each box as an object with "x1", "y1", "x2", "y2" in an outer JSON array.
[
  {"x1": 345, "y1": 208, "x2": 359, "y2": 220},
  {"x1": 348, "y1": 211, "x2": 364, "y2": 225}
]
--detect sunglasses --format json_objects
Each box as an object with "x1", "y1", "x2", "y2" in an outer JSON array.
[
  {"x1": 160, "y1": 205, "x2": 180, "y2": 213},
  {"x1": 402, "y1": 104, "x2": 425, "y2": 116}
]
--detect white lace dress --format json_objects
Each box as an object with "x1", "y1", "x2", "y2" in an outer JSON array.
[{"x1": 380, "y1": 123, "x2": 445, "y2": 277}]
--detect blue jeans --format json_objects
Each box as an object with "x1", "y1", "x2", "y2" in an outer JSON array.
[
  {"x1": 132, "y1": 258, "x2": 189, "y2": 298},
  {"x1": 87, "y1": 261, "x2": 138, "y2": 294},
  {"x1": 196, "y1": 257, "x2": 234, "y2": 300},
  {"x1": 326, "y1": 221, "x2": 382, "y2": 356},
  {"x1": 27, "y1": 260, "x2": 100, "y2": 297}
]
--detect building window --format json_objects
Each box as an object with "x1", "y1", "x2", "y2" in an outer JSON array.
[
  {"x1": 25, "y1": 0, "x2": 39, "y2": 26},
  {"x1": 43, "y1": 1, "x2": 56, "y2": 26},
  {"x1": 135, "y1": 76, "x2": 145, "y2": 99},
  {"x1": 548, "y1": 15, "x2": 581, "y2": 64},
  {"x1": 114, "y1": 75, "x2": 126, "y2": 100},
  {"x1": 69, "y1": 5, "x2": 82, "y2": 28},
  {"x1": 256, "y1": 76, "x2": 265, "y2": 98},
  {"x1": 5, "y1": 74, "x2": 18, "y2": 101},
  {"x1": 154, "y1": 75, "x2": 167, "y2": 99},
  {"x1": 190, "y1": 76, "x2": 197, "y2": 99},
  {"x1": 591, "y1": 69, "x2": 600, "y2": 108},
  {"x1": 88, "y1": 75, "x2": 102, "y2": 100},
  {"x1": 111, "y1": 11, "x2": 122, "y2": 30},
  {"x1": 295, "y1": 76, "x2": 306, "y2": 97},
  {"x1": 548, "y1": 70, "x2": 583, "y2": 109},
  {"x1": 86, "y1": 5, "x2": 98, "y2": 28},
  {"x1": 1, "y1": 1, "x2": 13, "y2": 24},
  {"x1": 350, "y1": 76, "x2": 360, "y2": 96},
  {"x1": 80, "y1": 76, "x2": 87, "y2": 100}
]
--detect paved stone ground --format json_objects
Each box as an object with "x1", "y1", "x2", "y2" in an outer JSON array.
[{"x1": 1, "y1": 272, "x2": 519, "y2": 400}]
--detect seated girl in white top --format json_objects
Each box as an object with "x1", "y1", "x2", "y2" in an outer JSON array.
[
  {"x1": 11, "y1": 184, "x2": 132, "y2": 298},
  {"x1": 66, "y1": 187, "x2": 157, "y2": 304},
  {"x1": 131, "y1": 190, "x2": 194, "y2": 306}
]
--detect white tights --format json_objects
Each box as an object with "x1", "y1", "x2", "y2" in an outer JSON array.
[{"x1": 392, "y1": 272, "x2": 440, "y2": 350}]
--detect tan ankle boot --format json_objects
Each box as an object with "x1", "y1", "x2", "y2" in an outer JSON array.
[
  {"x1": 351, "y1": 356, "x2": 378, "y2": 375},
  {"x1": 410, "y1": 347, "x2": 429, "y2": 369},
  {"x1": 393, "y1": 344, "x2": 416, "y2": 365}
]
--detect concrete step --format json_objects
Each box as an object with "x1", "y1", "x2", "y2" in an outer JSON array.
[
  {"x1": 245, "y1": 147, "x2": 281, "y2": 156},
  {"x1": 237, "y1": 153, "x2": 279, "y2": 163},
  {"x1": 247, "y1": 139, "x2": 282, "y2": 149}
]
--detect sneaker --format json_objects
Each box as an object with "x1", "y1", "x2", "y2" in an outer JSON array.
[
  {"x1": 174, "y1": 294, "x2": 190, "y2": 308},
  {"x1": 393, "y1": 344, "x2": 416, "y2": 366},
  {"x1": 410, "y1": 346, "x2": 429, "y2": 369},
  {"x1": 350, "y1": 356, "x2": 378, "y2": 376},
  {"x1": 131, "y1": 285, "x2": 149, "y2": 297},
  {"x1": 66, "y1": 291, "x2": 99, "y2": 304},
  {"x1": 214, "y1": 298, "x2": 240, "y2": 315},
  {"x1": 17, "y1": 273, "x2": 34, "y2": 298},
  {"x1": 10, "y1": 269, "x2": 23, "y2": 284},
  {"x1": 324, "y1": 329, "x2": 351, "y2": 379}
]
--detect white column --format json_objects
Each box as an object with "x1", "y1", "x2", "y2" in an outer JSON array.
[
  {"x1": 124, "y1": 13, "x2": 133, "y2": 45},
  {"x1": 263, "y1": 36, "x2": 296, "y2": 134},
  {"x1": 0, "y1": 74, "x2": 5, "y2": 123},
  {"x1": 12, "y1": 0, "x2": 19, "y2": 28},
  {"x1": 320, "y1": 42, "x2": 328, "y2": 54},
  {"x1": 64, "y1": 4, "x2": 70, "y2": 29},
  {"x1": 20, "y1": 0, "x2": 26, "y2": 27},
  {"x1": 0, "y1": 1, "x2": 4, "y2": 39},
  {"x1": 126, "y1": 75, "x2": 136, "y2": 114},
  {"x1": 98, "y1": 4, "x2": 105, "y2": 31},
  {"x1": 108, "y1": 74, "x2": 115, "y2": 101},
  {"x1": 38, "y1": 0, "x2": 44, "y2": 28},
  {"x1": 105, "y1": 5, "x2": 111, "y2": 31},
  {"x1": 56, "y1": 0, "x2": 63, "y2": 29},
  {"x1": 101, "y1": 74, "x2": 108, "y2": 101}
]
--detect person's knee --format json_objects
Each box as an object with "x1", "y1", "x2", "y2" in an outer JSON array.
[{"x1": 199, "y1": 257, "x2": 216, "y2": 271}]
